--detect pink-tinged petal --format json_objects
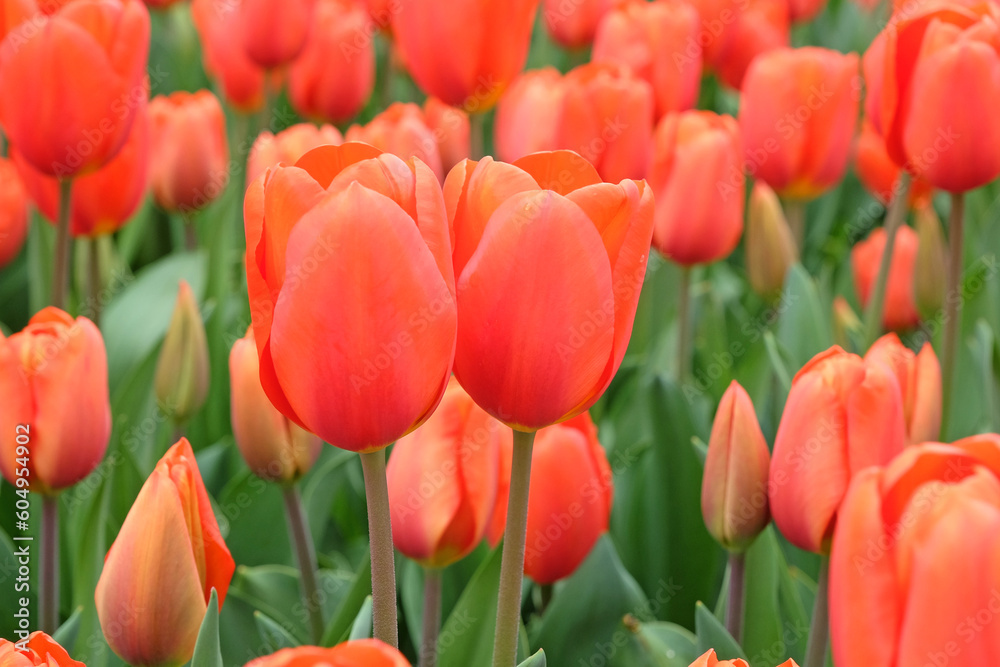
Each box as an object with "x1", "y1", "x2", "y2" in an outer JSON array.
[
  {"x1": 845, "y1": 361, "x2": 906, "y2": 475},
  {"x1": 512, "y1": 150, "x2": 601, "y2": 195},
  {"x1": 879, "y1": 443, "x2": 979, "y2": 527},
  {"x1": 909, "y1": 343, "x2": 941, "y2": 444},
  {"x1": 952, "y1": 433, "x2": 1000, "y2": 478},
  {"x1": 293, "y1": 142, "x2": 384, "y2": 189}
]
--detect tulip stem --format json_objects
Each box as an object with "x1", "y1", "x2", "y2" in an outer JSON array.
[
  {"x1": 862, "y1": 173, "x2": 911, "y2": 347},
  {"x1": 359, "y1": 449, "x2": 399, "y2": 647},
  {"x1": 40, "y1": 495, "x2": 59, "y2": 634},
  {"x1": 87, "y1": 238, "x2": 103, "y2": 326},
  {"x1": 676, "y1": 267, "x2": 692, "y2": 381},
  {"x1": 725, "y1": 551, "x2": 745, "y2": 644},
  {"x1": 492, "y1": 428, "x2": 536, "y2": 667},
  {"x1": 940, "y1": 191, "x2": 965, "y2": 436},
  {"x1": 420, "y1": 568, "x2": 442, "y2": 667},
  {"x1": 281, "y1": 484, "x2": 324, "y2": 644},
  {"x1": 804, "y1": 555, "x2": 830, "y2": 667},
  {"x1": 470, "y1": 112, "x2": 485, "y2": 161},
  {"x1": 785, "y1": 201, "x2": 805, "y2": 251},
  {"x1": 52, "y1": 178, "x2": 73, "y2": 310}
]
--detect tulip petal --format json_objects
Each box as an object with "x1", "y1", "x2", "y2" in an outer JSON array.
[
  {"x1": 512, "y1": 150, "x2": 601, "y2": 194},
  {"x1": 845, "y1": 362, "x2": 906, "y2": 475},
  {"x1": 294, "y1": 142, "x2": 384, "y2": 188}
]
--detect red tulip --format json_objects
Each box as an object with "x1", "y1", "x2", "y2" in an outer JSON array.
[
  {"x1": 387, "y1": 377, "x2": 504, "y2": 568},
  {"x1": 423, "y1": 96, "x2": 471, "y2": 174},
  {"x1": 346, "y1": 103, "x2": 444, "y2": 181},
  {"x1": 592, "y1": 0, "x2": 702, "y2": 119},
  {"x1": 245, "y1": 640, "x2": 411, "y2": 667},
  {"x1": 706, "y1": 0, "x2": 789, "y2": 90},
  {"x1": 830, "y1": 435, "x2": 1000, "y2": 667},
  {"x1": 488, "y1": 413, "x2": 613, "y2": 584},
  {"x1": 852, "y1": 225, "x2": 921, "y2": 331},
  {"x1": 247, "y1": 122, "x2": 343, "y2": 186},
  {"x1": 149, "y1": 90, "x2": 229, "y2": 213},
  {"x1": 0, "y1": 0, "x2": 150, "y2": 177},
  {"x1": 769, "y1": 346, "x2": 906, "y2": 553},
  {"x1": 739, "y1": 46, "x2": 859, "y2": 200},
  {"x1": 191, "y1": 0, "x2": 271, "y2": 112},
  {"x1": 244, "y1": 143, "x2": 456, "y2": 452},
  {"x1": 0, "y1": 632, "x2": 83, "y2": 666},
  {"x1": 444, "y1": 151, "x2": 654, "y2": 429},
  {"x1": 238, "y1": 0, "x2": 315, "y2": 69},
  {"x1": 542, "y1": 0, "x2": 614, "y2": 48},
  {"x1": 0, "y1": 307, "x2": 110, "y2": 495},
  {"x1": 864, "y1": 333, "x2": 941, "y2": 445},
  {"x1": 494, "y1": 67, "x2": 566, "y2": 165},
  {"x1": 854, "y1": 118, "x2": 933, "y2": 208},
  {"x1": 288, "y1": 0, "x2": 374, "y2": 124},
  {"x1": 0, "y1": 156, "x2": 28, "y2": 267},
  {"x1": 649, "y1": 110, "x2": 744, "y2": 266},
  {"x1": 787, "y1": 0, "x2": 826, "y2": 22},
  {"x1": 392, "y1": 0, "x2": 539, "y2": 110},
  {"x1": 96, "y1": 438, "x2": 235, "y2": 667}
]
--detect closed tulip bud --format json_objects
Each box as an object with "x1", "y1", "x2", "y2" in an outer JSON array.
[
  {"x1": 746, "y1": 181, "x2": 797, "y2": 294},
  {"x1": 155, "y1": 281, "x2": 209, "y2": 423},
  {"x1": 0, "y1": 307, "x2": 110, "y2": 495},
  {"x1": 238, "y1": 0, "x2": 315, "y2": 69},
  {"x1": 592, "y1": 0, "x2": 702, "y2": 119},
  {"x1": 346, "y1": 103, "x2": 444, "y2": 181},
  {"x1": 96, "y1": 438, "x2": 236, "y2": 667},
  {"x1": 542, "y1": 0, "x2": 614, "y2": 48},
  {"x1": 650, "y1": 111, "x2": 744, "y2": 266},
  {"x1": 423, "y1": 97, "x2": 471, "y2": 174},
  {"x1": 230, "y1": 328, "x2": 322, "y2": 482},
  {"x1": 913, "y1": 204, "x2": 946, "y2": 318},
  {"x1": 387, "y1": 377, "x2": 503, "y2": 568},
  {"x1": 445, "y1": 151, "x2": 654, "y2": 429},
  {"x1": 710, "y1": 0, "x2": 789, "y2": 90},
  {"x1": 247, "y1": 123, "x2": 343, "y2": 186},
  {"x1": 0, "y1": 0, "x2": 150, "y2": 177},
  {"x1": 854, "y1": 119, "x2": 933, "y2": 208},
  {"x1": 851, "y1": 225, "x2": 921, "y2": 332},
  {"x1": 288, "y1": 0, "x2": 374, "y2": 124},
  {"x1": 770, "y1": 346, "x2": 906, "y2": 553},
  {"x1": 0, "y1": 156, "x2": 29, "y2": 268},
  {"x1": 739, "y1": 47, "x2": 859, "y2": 200},
  {"x1": 689, "y1": 649, "x2": 799, "y2": 667},
  {"x1": 831, "y1": 296, "x2": 862, "y2": 350},
  {"x1": 831, "y1": 435, "x2": 1000, "y2": 667},
  {"x1": 245, "y1": 144, "x2": 456, "y2": 452},
  {"x1": 393, "y1": 0, "x2": 538, "y2": 110},
  {"x1": 701, "y1": 382, "x2": 771, "y2": 551},
  {"x1": 191, "y1": 0, "x2": 271, "y2": 112},
  {"x1": 865, "y1": 333, "x2": 941, "y2": 445},
  {"x1": 0, "y1": 632, "x2": 83, "y2": 666},
  {"x1": 494, "y1": 68, "x2": 566, "y2": 164},
  {"x1": 149, "y1": 90, "x2": 229, "y2": 213},
  {"x1": 488, "y1": 413, "x2": 613, "y2": 584},
  {"x1": 246, "y1": 640, "x2": 411, "y2": 667}
]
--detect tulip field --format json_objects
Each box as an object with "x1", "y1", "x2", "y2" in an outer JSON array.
[{"x1": 3, "y1": 0, "x2": 1000, "y2": 665}]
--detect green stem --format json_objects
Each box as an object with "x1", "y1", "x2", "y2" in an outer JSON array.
[
  {"x1": 940, "y1": 191, "x2": 965, "y2": 436},
  {"x1": 281, "y1": 484, "x2": 324, "y2": 644},
  {"x1": 183, "y1": 216, "x2": 198, "y2": 251},
  {"x1": 379, "y1": 40, "x2": 396, "y2": 111},
  {"x1": 52, "y1": 179, "x2": 73, "y2": 310},
  {"x1": 539, "y1": 584, "x2": 553, "y2": 615},
  {"x1": 862, "y1": 173, "x2": 911, "y2": 346},
  {"x1": 469, "y1": 112, "x2": 485, "y2": 161},
  {"x1": 725, "y1": 551, "x2": 745, "y2": 644},
  {"x1": 491, "y1": 429, "x2": 536, "y2": 667},
  {"x1": 676, "y1": 267, "x2": 692, "y2": 381},
  {"x1": 87, "y1": 238, "x2": 103, "y2": 326},
  {"x1": 804, "y1": 555, "x2": 831, "y2": 667},
  {"x1": 40, "y1": 495, "x2": 59, "y2": 634},
  {"x1": 419, "y1": 568, "x2": 442, "y2": 667},
  {"x1": 785, "y1": 201, "x2": 806, "y2": 251},
  {"x1": 257, "y1": 74, "x2": 277, "y2": 136},
  {"x1": 360, "y1": 449, "x2": 398, "y2": 647}
]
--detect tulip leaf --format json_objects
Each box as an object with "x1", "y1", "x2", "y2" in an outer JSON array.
[
  {"x1": 695, "y1": 601, "x2": 747, "y2": 662},
  {"x1": 191, "y1": 588, "x2": 223, "y2": 667},
  {"x1": 776, "y1": 264, "x2": 832, "y2": 370},
  {"x1": 321, "y1": 553, "x2": 372, "y2": 646},
  {"x1": 348, "y1": 596, "x2": 373, "y2": 640},
  {"x1": 52, "y1": 606, "x2": 84, "y2": 650},
  {"x1": 518, "y1": 649, "x2": 546, "y2": 667},
  {"x1": 254, "y1": 611, "x2": 300, "y2": 652}
]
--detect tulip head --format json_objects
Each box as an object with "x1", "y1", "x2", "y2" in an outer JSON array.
[
  {"x1": 96, "y1": 438, "x2": 235, "y2": 667},
  {"x1": 155, "y1": 281, "x2": 210, "y2": 423},
  {"x1": 542, "y1": 0, "x2": 614, "y2": 48},
  {"x1": 0, "y1": 633, "x2": 83, "y2": 666},
  {"x1": 0, "y1": 156, "x2": 29, "y2": 267},
  {"x1": 865, "y1": 333, "x2": 941, "y2": 445},
  {"x1": 913, "y1": 204, "x2": 946, "y2": 318},
  {"x1": 423, "y1": 96, "x2": 471, "y2": 175},
  {"x1": 745, "y1": 181, "x2": 798, "y2": 294},
  {"x1": 689, "y1": 650, "x2": 799, "y2": 667},
  {"x1": 494, "y1": 67, "x2": 566, "y2": 165},
  {"x1": 191, "y1": 0, "x2": 270, "y2": 112},
  {"x1": 708, "y1": 0, "x2": 789, "y2": 90},
  {"x1": 248, "y1": 123, "x2": 344, "y2": 186},
  {"x1": 346, "y1": 103, "x2": 445, "y2": 181},
  {"x1": 245, "y1": 640, "x2": 411, "y2": 667},
  {"x1": 238, "y1": 0, "x2": 315, "y2": 68},
  {"x1": 851, "y1": 225, "x2": 921, "y2": 332}
]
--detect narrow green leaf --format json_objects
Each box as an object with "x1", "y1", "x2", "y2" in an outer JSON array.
[
  {"x1": 52, "y1": 606, "x2": 83, "y2": 649},
  {"x1": 348, "y1": 596, "x2": 373, "y2": 640},
  {"x1": 321, "y1": 554, "x2": 372, "y2": 646},
  {"x1": 253, "y1": 611, "x2": 300, "y2": 652},
  {"x1": 191, "y1": 589, "x2": 223, "y2": 667},
  {"x1": 518, "y1": 649, "x2": 546, "y2": 667},
  {"x1": 695, "y1": 601, "x2": 747, "y2": 662}
]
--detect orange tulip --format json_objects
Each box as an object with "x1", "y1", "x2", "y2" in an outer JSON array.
[
  {"x1": 830, "y1": 435, "x2": 1000, "y2": 667},
  {"x1": 245, "y1": 640, "x2": 412, "y2": 667},
  {"x1": 445, "y1": 151, "x2": 654, "y2": 429},
  {"x1": 689, "y1": 649, "x2": 798, "y2": 667},
  {"x1": 591, "y1": 0, "x2": 702, "y2": 119},
  {"x1": 247, "y1": 122, "x2": 343, "y2": 187},
  {"x1": 769, "y1": 346, "x2": 906, "y2": 553},
  {"x1": 854, "y1": 118, "x2": 932, "y2": 208},
  {"x1": 706, "y1": 0, "x2": 789, "y2": 90},
  {"x1": 392, "y1": 0, "x2": 539, "y2": 110},
  {"x1": 387, "y1": 377, "x2": 503, "y2": 568},
  {"x1": 191, "y1": 0, "x2": 271, "y2": 112},
  {"x1": 851, "y1": 225, "x2": 921, "y2": 331},
  {"x1": 149, "y1": 90, "x2": 229, "y2": 213},
  {"x1": 346, "y1": 103, "x2": 444, "y2": 181},
  {"x1": 494, "y1": 67, "x2": 566, "y2": 165},
  {"x1": 423, "y1": 96, "x2": 470, "y2": 174},
  {"x1": 0, "y1": 633, "x2": 83, "y2": 666},
  {"x1": 0, "y1": 156, "x2": 28, "y2": 267},
  {"x1": 12, "y1": 99, "x2": 149, "y2": 237},
  {"x1": 244, "y1": 143, "x2": 456, "y2": 452},
  {"x1": 649, "y1": 110, "x2": 744, "y2": 266},
  {"x1": 542, "y1": 0, "x2": 614, "y2": 48},
  {"x1": 739, "y1": 46, "x2": 859, "y2": 200},
  {"x1": 238, "y1": 0, "x2": 315, "y2": 69},
  {"x1": 487, "y1": 413, "x2": 613, "y2": 584},
  {"x1": 0, "y1": 0, "x2": 150, "y2": 177},
  {"x1": 288, "y1": 0, "x2": 374, "y2": 124},
  {"x1": 865, "y1": 333, "x2": 941, "y2": 445},
  {"x1": 0, "y1": 307, "x2": 110, "y2": 495},
  {"x1": 96, "y1": 438, "x2": 235, "y2": 667}
]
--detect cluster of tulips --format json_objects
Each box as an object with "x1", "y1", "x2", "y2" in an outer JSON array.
[{"x1": 2, "y1": 0, "x2": 1000, "y2": 664}]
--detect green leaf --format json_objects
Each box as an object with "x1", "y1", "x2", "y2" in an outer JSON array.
[
  {"x1": 191, "y1": 589, "x2": 223, "y2": 667},
  {"x1": 776, "y1": 264, "x2": 832, "y2": 370},
  {"x1": 695, "y1": 602, "x2": 747, "y2": 662},
  {"x1": 254, "y1": 611, "x2": 300, "y2": 652},
  {"x1": 322, "y1": 553, "x2": 372, "y2": 646},
  {"x1": 518, "y1": 649, "x2": 546, "y2": 667},
  {"x1": 638, "y1": 622, "x2": 700, "y2": 666},
  {"x1": 348, "y1": 596, "x2": 373, "y2": 640},
  {"x1": 52, "y1": 606, "x2": 84, "y2": 649}
]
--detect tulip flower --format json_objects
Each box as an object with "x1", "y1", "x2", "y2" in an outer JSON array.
[
  {"x1": 830, "y1": 435, "x2": 1000, "y2": 667},
  {"x1": 541, "y1": 0, "x2": 614, "y2": 48},
  {"x1": 708, "y1": 0, "x2": 789, "y2": 90},
  {"x1": 248, "y1": 123, "x2": 344, "y2": 185},
  {"x1": 0, "y1": 0, "x2": 150, "y2": 177},
  {"x1": 591, "y1": 0, "x2": 702, "y2": 119},
  {"x1": 191, "y1": 0, "x2": 271, "y2": 112},
  {"x1": 854, "y1": 119, "x2": 932, "y2": 208},
  {"x1": 238, "y1": 0, "x2": 315, "y2": 69},
  {"x1": 770, "y1": 346, "x2": 906, "y2": 553},
  {"x1": 346, "y1": 103, "x2": 444, "y2": 181},
  {"x1": 155, "y1": 281, "x2": 210, "y2": 424},
  {"x1": 913, "y1": 204, "x2": 946, "y2": 317},
  {"x1": 745, "y1": 181, "x2": 797, "y2": 295},
  {"x1": 392, "y1": 0, "x2": 539, "y2": 110},
  {"x1": 739, "y1": 47, "x2": 859, "y2": 200},
  {"x1": 852, "y1": 225, "x2": 920, "y2": 332},
  {"x1": 0, "y1": 633, "x2": 83, "y2": 666},
  {"x1": 0, "y1": 307, "x2": 110, "y2": 495},
  {"x1": 689, "y1": 650, "x2": 799, "y2": 667},
  {"x1": 494, "y1": 67, "x2": 566, "y2": 164},
  {"x1": 787, "y1": 0, "x2": 825, "y2": 22},
  {"x1": 96, "y1": 438, "x2": 235, "y2": 667},
  {"x1": 423, "y1": 97, "x2": 471, "y2": 174},
  {"x1": 361, "y1": 0, "x2": 393, "y2": 29},
  {"x1": 865, "y1": 333, "x2": 941, "y2": 445},
  {"x1": 149, "y1": 90, "x2": 229, "y2": 214},
  {"x1": 288, "y1": 0, "x2": 374, "y2": 124},
  {"x1": 0, "y1": 156, "x2": 28, "y2": 268},
  {"x1": 245, "y1": 640, "x2": 412, "y2": 667}
]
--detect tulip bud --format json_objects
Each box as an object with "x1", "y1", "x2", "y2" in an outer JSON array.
[
  {"x1": 0, "y1": 632, "x2": 83, "y2": 666},
  {"x1": 155, "y1": 281, "x2": 209, "y2": 423},
  {"x1": 701, "y1": 382, "x2": 771, "y2": 551},
  {"x1": 708, "y1": 0, "x2": 789, "y2": 90},
  {"x1": 230, "y1": 328, "x2": 322, "y2": 482},
  {"x1": 246, "y1": 640, "x2": 412, "y2": 667},
  {"x1": 831, "y1": 296, "x2": 863, "y2": 350},
  {"x1": 913, "y1": 205, "x2": 946, "y2": 318},
  {"x1": 541, "y1": 0, "x2": 614, "y2": 48},
  {"x1": 0, "y1": 156, "x2": 28, "y2": 268},
  {"x1": 238, "y1": 0, "x2": 315, "y2": 69},
  {"x1": 494, "y1": 68, "x2": 565, "y2": 164},
  {"x1": 423, "y1": 96, "x2": 471, "y2": 174},
  {"x1": 851, "y1": 225, "x2": 921, "y2": 332},
  {"x1": 96, "y1": 438, "x2": 236, "y2": 667},
  {"x1": 345, "y1": 103, "x2": 445, "y2": 181},
  {"x1": 865, "y1": 333, "x2": 941, "y2": 445},
  {"x1": 191, "y1": 0, "x2": 271, "y2": 112},
  {"x1": 746, "y1": 181, "x2": 797, "y2": 295}
]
